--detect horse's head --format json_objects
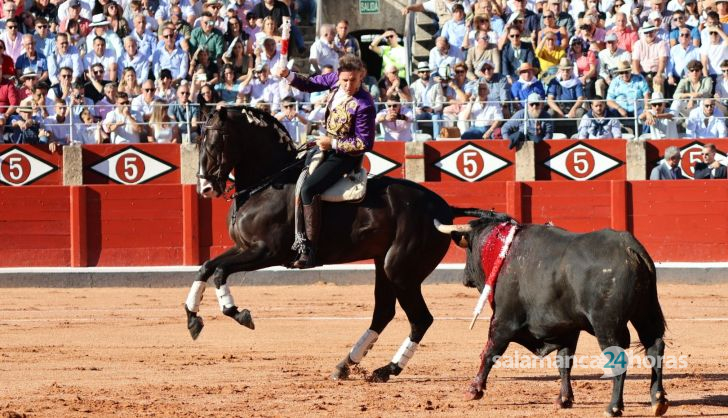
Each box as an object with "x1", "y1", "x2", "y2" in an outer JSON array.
[{"x1": 198, "y1": 109, "x2": 233, "y2": 198}]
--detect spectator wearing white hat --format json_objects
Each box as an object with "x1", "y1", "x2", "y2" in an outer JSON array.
[
  {"x1": 17, "y1": 67, "x2": 38, "y2": 102},
  {"x1": 85, "y1": 13, "x2": 123, "y2": 59},
  {"x1": 647, "y1": 10, "x2": 670, "y2": 43},
  {"x1": 639, "y1": 92, "x2": 678, "y2": 139},
  {"x1": 686, "y1": 98, "x2": 727, "y2": 138},
  {"x1": 632, "y1": 21, "x2": 669, "y2": 89},
  {"x1": 7, "y1": 96, "x2": 51, "y2": 145},
  {"x1": 501, "y1": 92, "x2": 552, "y2": 149},
  {"x1": 412, "y1": 63, "x2": 445, "y2": 137},
  {"x1": 596, "y1": 32, "x2": 631, "y2": 97}
]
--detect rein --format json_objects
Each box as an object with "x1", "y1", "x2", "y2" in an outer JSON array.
[{"x1": 199, "y1": 118, "x2": 318, "y2": 223}]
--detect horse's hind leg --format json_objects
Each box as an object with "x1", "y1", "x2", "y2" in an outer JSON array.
[
  {"x1": 369, "y1": 282, "x2": 433, "y2": 383},
  {"x1": 331, "y1": 259, "x2": 395, "y2": 380},
  {"x1": 185, "y1": 246, "x2": 241, "y2": 340}
]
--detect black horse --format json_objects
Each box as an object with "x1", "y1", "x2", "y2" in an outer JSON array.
[{"x1": 185, "y1": 106, "x2": 467, "y2": 382}]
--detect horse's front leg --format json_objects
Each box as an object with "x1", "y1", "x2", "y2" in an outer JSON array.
[
  {"x1": 185, "y1": 243, "x2": 273, "y2": 339},
  {"x1": 185, "y1": 246, "x2": 241, "y2": 339}
]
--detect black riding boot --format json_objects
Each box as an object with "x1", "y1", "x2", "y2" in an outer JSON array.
[{"x1": 293, "y1": 196, "x2": 321, "y2": 269}]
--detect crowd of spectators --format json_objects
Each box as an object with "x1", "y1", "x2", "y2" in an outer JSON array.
[
  {"x1": 393, "y1": 0, "x2": 728, "y2": 142},
  {"x1": 2, "y1": 0, "x2": 728, "y2": 148},
  {"x1": 0, "y1": 0, "x2": 319, "y2": 145}
]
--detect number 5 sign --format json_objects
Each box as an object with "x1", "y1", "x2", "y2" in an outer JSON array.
[
  {"x1": 435, "y1": 143, "x2": 511, "y2": 182},
  {"x1": 544, "y1": 142, "x2": 622, "y2": 181},
  {"x1": 0, "y1": 147, "x2": 57, "y2": 186},
  {"x1": 89, "y1": 147, "x2": 175, "y2": 185}
]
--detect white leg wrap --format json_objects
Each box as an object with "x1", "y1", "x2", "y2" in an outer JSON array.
[
  {"x1": 215, "y1": 284, "x2": 236, "y2": 311},
  {"x1": 349, "y1": 329, "x2": 379, "y2": 363},
  {"x1": 392, "y1": 337, "x2": 419, "y2": 368},
  {"x1": 185, "y1": 281, "x2": 206, "y2": 313}
]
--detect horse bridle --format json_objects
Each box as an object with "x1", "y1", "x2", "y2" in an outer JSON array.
[
  {"x1": 198, "y1": 117, "x2": 318, "y2": 201},
  {"x1": 197, "y1": 123, "x2": 235, "y2": 198}
]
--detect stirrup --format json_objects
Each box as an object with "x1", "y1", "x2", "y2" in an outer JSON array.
[{"x1": 292, "y1": 246, "x2": 317, "y2": 269}]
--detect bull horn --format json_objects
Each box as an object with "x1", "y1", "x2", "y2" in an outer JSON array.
[{"x1": 434, "y1": 220, "x2": 472, "y2": 234}]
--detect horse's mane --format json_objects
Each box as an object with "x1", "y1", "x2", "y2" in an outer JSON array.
[{"x1": 212, "y1": 105, "x2": 298, "y2": 155}]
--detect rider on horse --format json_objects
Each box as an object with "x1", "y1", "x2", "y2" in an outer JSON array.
[{"x1": 275, "y1": 54, "x2": 376, "y2": 269}]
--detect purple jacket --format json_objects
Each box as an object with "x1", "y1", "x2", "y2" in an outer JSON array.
[{"x1": 290, "y1": 71, "x2": 375, "y2": 155}]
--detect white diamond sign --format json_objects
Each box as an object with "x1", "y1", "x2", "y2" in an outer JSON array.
[
  {"x1": 0, "y1": 146, "x2": 57, "y2": 186},
  {"x1": 364, "y1": 151, "x2": 400, "y2": 178},
  {"x1": 89, "y1": 147, "x2": 175, "y2": 185},
  {"x1": 544, "y1": 142, "x2": 622, "y2": 180},
  {"x1": 434, "y1": 143, "x2": 510, "y2": 182}
]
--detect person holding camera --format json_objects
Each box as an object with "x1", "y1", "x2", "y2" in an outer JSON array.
[
  {"x1": 375, "y1": 94, "x2": 413, "y2": 141},
  {"x1": 102, "y1": 91, "x2": 142, "y2": 143}
]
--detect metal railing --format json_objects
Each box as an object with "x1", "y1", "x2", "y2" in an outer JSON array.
[{"x1": 6, "y1": 97, "x2": 727, "y2": 146}]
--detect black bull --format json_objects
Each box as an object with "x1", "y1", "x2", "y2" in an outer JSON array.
[{"x1": 437, "y1": 211, "x2": 668, "y2": 417}]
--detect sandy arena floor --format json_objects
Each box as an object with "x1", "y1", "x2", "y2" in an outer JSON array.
[{"x1": 1, "y1": 282, "x2": 727, "y2": 417}]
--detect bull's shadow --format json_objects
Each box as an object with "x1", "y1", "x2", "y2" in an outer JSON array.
[{"x1": 671, "y1": 393, "x2": 728, "y2": 407}]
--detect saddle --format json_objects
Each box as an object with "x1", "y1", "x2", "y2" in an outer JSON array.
[{"x1": 307, "y1": 150, "x2": 368, "y2": 203}]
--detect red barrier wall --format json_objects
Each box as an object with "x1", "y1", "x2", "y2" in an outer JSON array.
[{"x1": 1, "y1": 142, "x2": 727, "y2": 267}]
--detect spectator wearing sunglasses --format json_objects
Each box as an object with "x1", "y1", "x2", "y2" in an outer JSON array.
[
  {"x1": 375, "y1": 94, "x2": 413, "y2": 141},
  {"x1": 694, "y1": 143, "x2": 727, "y2": 179},
  {"x1": 501, "y1": 92, "x2": 553, "y2": 149},
  {"x1": 32, "y1": 17, "x2": 55, "y2": 59},
  {"x1": 275, "y1": 96, "x2": 308, "y2": 143},
  {"x1": 15, "y1": 34, "x2": 48, "y2": 83},
  {"x1": 369, "y1": 28, "x2": 407, "y2": 78},
  {"x1": 83, "y1": 63, "x2": 110, "y2": 103},
  {"x1": 639, "y1": 92, "x2": 678, "y2": 139},
  {"x1": 152, "y1": 26, "x2": 189, "y2": 83},
  {"x1": 168, "y1": 83, "x2": 198, "y2": 141},
  {"x1": 714, "y1": 60, "x2": 728, "y2": 114},
  {"x1": 102, "y1": 91, "x2": 143, "y2": 143},
  {"x1": 189, "y1": 11, "x2": 224, "y2": 62},
  {"x1": 686, "y1": 98, "x2": 727, "y2": 138}
]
